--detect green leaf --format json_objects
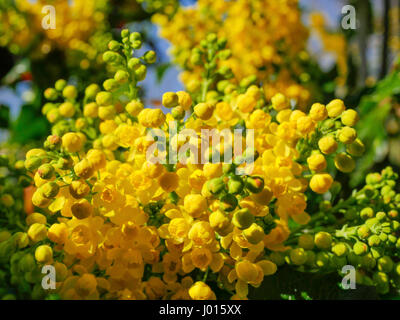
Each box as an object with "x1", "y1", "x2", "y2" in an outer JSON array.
[
  {"x1": 0, "y1": 104, "x2": 10, "y2": 128},
  {"x1": 156, "y1": 63, "x2": 171, "y2": 83}
]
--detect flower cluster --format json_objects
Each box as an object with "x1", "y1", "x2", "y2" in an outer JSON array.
[
  {"x1": 282, "y1": 167, "x2": 400, "y2": 295},
  {"x1": 0, "y1": 30, "x2": 367, "y2": 300},
  {"x1": 0, "y1": 0, "x2": 110, "y2": 71},
  {"x1": 153, "y1": 0, "x2": 313, "y2": 108}
]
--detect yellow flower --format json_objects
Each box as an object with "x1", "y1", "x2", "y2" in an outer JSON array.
[
  {"x1": 188, "y1": 221, "x2": 214, "y2": 246},
  {"x1": 27, "y1": 223, "x2": 47, "y2": 243},
  {"x1": 271, "y1": 93, "x2": 289, "y2": 111},
  {"x1": 74, "y1": 158, "x2": 94, "y2": 179},
  {"x1": 177, "y1": 91, "x2": 193, "y2": 111},
  {"x1": 71, "y1": 199, "x2": 93, "y2": 219},
  {"x1": 338, "y1": 126, "x2": 357, "y2": 144},
  {"x1": 310, "y1": 173, "x2": 333, "y2": 194},
  {"x1": 35, "y1": 245, "x2": 53, "y2": 263},
  {"x1": 162, "y1": 92, "x2": 179, "y2": 108},
  {"x1": 191, "y1": 248, "x2": 213, "y2": 270},
  {"x1": 309, "y1": 103, "x2": 327, "y2": 121},
  {"x1": 159, "y1": 172, "x2": 179, "y2": 192},
  {"x1": 62, "y1": 132, "x2": 83, "y2": 153},
  {"x1": 194, "y1": 102, "x2": 215, "y2": 120},
  {"x1": 138, "y1": 108, "x2": 166, "y2": 128},
  {"x1": 307, "y1": 153, "x2": 327, "y2": 172},
  {"x1": 334, "y1": 153, "x2": 355, "y2": 173},
  {"x1": 237, "y1": 94, "x2": 256, "y2": 113},
  {"x1": 318, "y1": 136, "x2": 338, "y2": 154},
  {"x1": 48, "y1": 223, "x2": 68, "y2": 244},
  {"x1": 189, "y1": 281, "x2": 216, "y2": 300},
  {"x1": 184, "y1": 194, "x2": 207, "y2": 217},
  {"x1": 341, "y1": 109, "x2": 359, "y2": 126},
  {"x1": 326, "y1": 99, "x2": 345, "y2": 118}
]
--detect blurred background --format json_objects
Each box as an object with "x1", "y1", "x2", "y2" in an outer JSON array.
[{"x1": 0, "y1": 0, "x2": 399, "y2": 187}]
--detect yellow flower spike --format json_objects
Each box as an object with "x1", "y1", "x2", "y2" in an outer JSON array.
[
  {"x1": 138, "y1": 108, "x2": 166, "y2": 128},
  {"x1": 326, "y1": 99, "x2": 346, "y2": 118},
  {"x1": 296, "y1": 116, "x2": 315, "y2": 136},
  {"x1": 125, "y1": 100, "x2": 144, "y2": 117},
  {"x1": 309, "y1": 173, "x2": 333, "y2": 194},
  {"x1": 59, "y1": 102, "x2": 76, "y2": 118}
]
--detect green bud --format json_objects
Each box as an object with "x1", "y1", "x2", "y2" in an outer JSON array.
[
  {"x1": 314, "y1": 231, "x2": 332, "y2": 249},
  {"x1": 222, "y1": 163, "x2": 234, "y2": 174},
  {"x1": 217, "y1": 37, "x2": 227, "y2": 49},
  {"x1": 289, "y1": 248, "x2": 308, "y2": 265},
  {"x1": 366, "y1": 173, "x2": 382, "y2": 185},
  {"x1": 127, "y1": 58, "x2": 140, "y2": 70},
  {"x1": 108, "y1": 40, "x2": 121, "y2": 51},
  {"x1": 40, "y1": 181, "x2": 60, "y2": 199},
  {"x1": 239, "y1": 75, "x2": 257, "y2": 88},
  {"x1": 44, "y1": 88, "x2": 58, "y2": 101},
  {"x1": 37, "y1": 163, "x2": 54, "y2": 180},
  {"x1": 298, "y1": 234, "x2": 314, "y2": 250},
  {"x1": 143, "y1": 50, "x2": 157, "y2": 64},
  {"x1": 245, "y1": 176, "x2": 264, "y2": 194},
  {"x1": 227, "y1": 177, "x2": 244, "y2": 195},
  {"x1": 84, "y1": 84, "x2": 100, "y2": 100},
  {"x1": 114, "y1": 70, "x2": 130, "y2": 84},
  {"x1": 103, "y1": 79, "x2": 119, "y2": 92},
  {"x1": 332, "y1": 243, "x2": 347, "y2": 257},
  {"x1": 171, "y1": 106, "x2": 186, "y2": 120},
  {"x1": 361, "y1": 253, "x2": 376, "y2": 270},
  {"x1": 315, "y1": 252, "x2": 331, "y2": 269},
  {"x1": 96, "y1": 91, "x2": 113, "y2": 106},
  {"x1": 55, "y1": 79, "x2": 67, "y2": 91},
  {"x1": 218, "y1": 49, "x2": 232, "y2": 60},
  {"x1": 102, "y1": 51, "x2": 124, "y2": 66},
  {"x1": 269, "y1": 252, "x2": 285, "y2": 266},
  {"x1": 368, "y1": 235, "x2": 381, "y2": 247},
  {"x1": 360, "y1": 207, "x2": 374, "y2": 220},
  {"x1": 219, "y1": 193, "x2": 238, "y2": 212},
  {"x1": 208, "y1": 178, "x2": 225, "y2": 195},
  {"x1": 121, "y1": 29, "x2": 130, "y2": 38},
  {"x1": 232, "y1": 208, "x2": 254, "y2": 229},
  {"x1": 357, "y1": 225, "x2": 370, "y2": 239},
  {"x1": 377, "y1": 256, "x2": 394, "y2": 273},
  {"x1": 190, "y1": 53, "x2": 202, "y2": 66},
  {"x1": 129, "y1": 32, "x2": 142, "y2": 43},
  {"x1": 24, "y1": 157, "x2": 42, "y2": 171},
  {"x1": 134, "y1": 64, "x2": 147, "y2": 81}
]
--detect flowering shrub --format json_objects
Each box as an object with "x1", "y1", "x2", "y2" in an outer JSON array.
[{"x1": 5, "y1": 29, "x2": 397, "y2": 300}]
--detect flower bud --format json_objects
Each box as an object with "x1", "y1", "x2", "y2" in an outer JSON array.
[
  {"x1": 314, "y1": 231, "x2": 332, "y2": 249},
  {"x1": 74, "y1": 158, "x2": 94, "y2": 179},
  {"x1": 326, "y1": 99, "x2": 345, "y2": 118},
  {"x1": 62, "y1": 85, "x2": 78, "y2": 100},
  {"x1": 232, "y1": 208, "x2": 254, "y2": 229},
  {"x1": 289, "y1": 248, "x2": 308, "y2": 265},
  {"x1": 245, "y1": 176, "x2": 264, "y2": 193},
  {"x1": 125, "y1": 100, "x2": 143, "y2": 117},
  {"x1": 37, "y1": 163, "x2": 54, "y2": 180},
  {"x1": 27, "y1": 223, "x2": 47, "y2": 243},
  {"x1": 243, "y1": 223, "x2": 264, "y2": 244},
  {"x1": 35, "y1": 245, "x2": 53, "y2": 264},
  {"x1": 219, "y1": 193, "x2": 238, "y2": 212},
  {"x1": 143, "y1": 50, "x2": 157, "y2": 64},
  {"x1": 39, "y1": 181, "x2": 60, "y2": 199},
  {"x1": 334, "y1": 153, "x2": 355, "y2": 173},
  {"x1": 194, "y1": 102, "x2": 214, "y2": 120},
  {"x1": 71, "y1": 199, "x2": 93, "y2": 219}
]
